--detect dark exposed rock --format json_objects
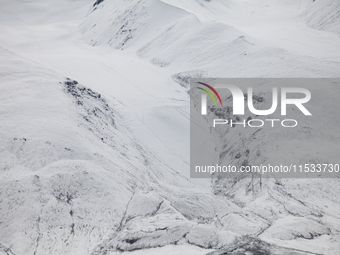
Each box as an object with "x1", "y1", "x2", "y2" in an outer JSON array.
[
  {"x1": 206, "y1": 237, "x2": 322, "y2": 255},
  {"x1": 171, "y1": 70, "x2": 206, "y2": 88},
  {"x1": 93, "y1": 0, "x2": 104, "y2": 7}
]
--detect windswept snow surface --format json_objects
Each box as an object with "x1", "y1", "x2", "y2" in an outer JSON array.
[{"x1": 0, "y1": 0, "x2": 340, "y2": 255}]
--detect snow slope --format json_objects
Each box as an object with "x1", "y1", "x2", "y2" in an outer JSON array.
[
  {"x1": 299, "y1": 0, "x2": 340, "y2": 37},
  {"x1": 0, "y1": 0, "x2": 340, "y2": 254},
  {"x1": 0, "y1": 45, "x2": 233, "y2": 255}
]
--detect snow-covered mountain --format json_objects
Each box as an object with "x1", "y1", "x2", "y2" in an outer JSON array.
[
  {"x1": 299, "y1": 0, "x2": 340, "y2": 36},
  {"x1": 0, "y1": 0, "x2": 339, "y2": 254}
]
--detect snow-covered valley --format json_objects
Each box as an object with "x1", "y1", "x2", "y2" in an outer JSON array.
[{"x1": 0, "y1": 0, "x2": 340, "y2": 254}]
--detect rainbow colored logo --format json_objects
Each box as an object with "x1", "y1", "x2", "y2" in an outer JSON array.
[{"x1": 196, "y1": 82, "x2": 223, "y2": 106}]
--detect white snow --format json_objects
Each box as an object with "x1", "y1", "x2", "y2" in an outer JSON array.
[{"x1": 0, "y1": 0, "x2": 340, "y2": 254}]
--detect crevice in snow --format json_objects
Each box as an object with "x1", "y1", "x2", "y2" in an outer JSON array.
[{"x1": 0, "y1": 243, "x2": 16, "y2": 255}]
